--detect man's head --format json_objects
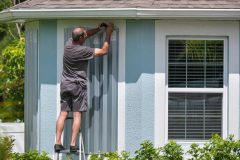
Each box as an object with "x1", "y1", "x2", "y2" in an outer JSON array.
[{"x1": 72, "y1": 27, "x2": 87, "y2": 44}]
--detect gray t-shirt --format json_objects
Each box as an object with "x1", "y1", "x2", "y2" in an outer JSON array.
[{"x1": 60, "y1": 39, "x2": 94, "y2": 95}]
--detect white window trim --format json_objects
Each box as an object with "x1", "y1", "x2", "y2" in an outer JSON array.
[
  {"x1": 155, "y1": 20, "x2": 240, "y2": 147},
  {"x1": 166, "y1": 37, "x2": 228, "y2": 142},
  {"x1": 56, "y1": 20, "x2": 126, "y2": 151}
]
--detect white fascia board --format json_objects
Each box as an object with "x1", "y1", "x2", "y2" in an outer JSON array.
[
  {"x1": 1, "y1": 8, "x2": 240, "y2": 22},
  {"x1": 0, "y1": 11, "x2": 14, "y2": 22}
]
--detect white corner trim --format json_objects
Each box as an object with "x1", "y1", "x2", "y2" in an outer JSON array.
[
  {"x1": 154, "y1": 21, "x2": 167, "y2": 147},
  {"x1": 1, "y1": 8, "x2": 240, "y2": 22},
  {"x1": 117, "y1": 20, "x2": 126, "y2": 152}
]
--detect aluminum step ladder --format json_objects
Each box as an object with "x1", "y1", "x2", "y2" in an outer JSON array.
[{"x1": 54, "y1": 113, "x2": 86, "y2": 160}]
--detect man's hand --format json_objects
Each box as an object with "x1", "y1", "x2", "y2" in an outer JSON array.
[
  {"x1": 106, "y1": 22, "x2": 114, "y2": 34},
  {"x1": 99, "y1": 22, "x2": 108, "y2": 29},
  {"x1": 94, "y1": 22, "x2": 115, "y2": 57}
]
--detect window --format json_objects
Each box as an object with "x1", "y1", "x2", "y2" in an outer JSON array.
[{"x1": 168, "y1": 39, "x2": 225, "y2": 140}]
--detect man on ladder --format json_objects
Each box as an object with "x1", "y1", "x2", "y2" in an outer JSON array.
[{"x1": 54, "y1": 22, "x2": 114, "y2": 157}]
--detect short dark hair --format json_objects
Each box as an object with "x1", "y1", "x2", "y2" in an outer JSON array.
[{"x1": 72, "y1": 28, "x2": 85, "y2": 42}]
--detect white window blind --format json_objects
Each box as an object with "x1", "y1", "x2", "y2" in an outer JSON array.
[
  {"x1": 168, "y1": 93, "x2": 222, "y2": 140},
  {"x1": 168, "y1": 40, "x2": 223, "y2": 88},
  {"x1": 168, "y1": 39, "x2": 224, "y2": 140}
]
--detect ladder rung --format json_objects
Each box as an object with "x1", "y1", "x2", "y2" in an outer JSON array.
[{"x1": 57, "y1": 149, "x2": 84, "y2": 155}]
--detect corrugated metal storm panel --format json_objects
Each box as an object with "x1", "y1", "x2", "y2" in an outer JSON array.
[
  {"x1": 63, "y1": 28, "x2": 118, "y2": 154},
  {"x1": 25, "y1": 24, "x2": 39, "y2": 151}
]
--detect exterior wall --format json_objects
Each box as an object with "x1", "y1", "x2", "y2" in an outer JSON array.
[
  {"x1": 25, "y1": 20, "x2": 58, "y2": 153},
  {"x1": 154, "y1": 20, "x2": 240, "y2": 148},
  {"x1": 25, "y1": 21, "x2": 39, "y2": 151},
  {"x1": 38, "y1": 20, "x2": 58, "y2": 153},
  {"x1": 125, "y1": 20, "x2": 155, "y2": 154},
  {"x1": 24, "y1": 18, "x2": 240, "y2": 158}
]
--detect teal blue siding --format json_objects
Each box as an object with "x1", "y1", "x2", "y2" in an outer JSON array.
[
  {"x1": 38, "y1": 20, "x2": 57, "y2": 152},
  {"x1": 125, "y1": 20, "x2": 155, "y2": 153},
  {"x1": 25, "y1": 23, "x2": 39, "y2": 151}
]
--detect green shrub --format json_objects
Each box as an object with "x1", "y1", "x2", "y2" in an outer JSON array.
[
  {"x1": 89, "y1": 153, "x2": 104, "y2": 160},
  {"x1": 89, "y1": 151, "x2": 130, "y2": 160},
  {"x1": 188, "y1": 134, "x2": 240, "y2": 160},
  {"x1": 0, "y1": 37, "x2": 25, "y2": 122},
  {"x1": 160, "y1": 140, "x2": 184, "y2": 160},
  {"x1": 134, "y1": 140, "x2": 161, "y2": 160},
  {"x1": 0, "y1": 136, "x2": 14, "y2": 160},
  {"x1": 11, "y1": 150, "x2": 51, "y2": 160},
  {"x1": 89, "y1": 135, "x2": 240, "y2": 160},
  {"x1": 0, "y1": 135, "x2": 51, "y2": 160}
]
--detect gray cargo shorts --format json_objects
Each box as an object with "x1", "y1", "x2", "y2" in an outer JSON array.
[{"x1": 60, "y1": 83, "x2": 88, "y2": 112}]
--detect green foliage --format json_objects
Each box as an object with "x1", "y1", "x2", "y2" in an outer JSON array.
[
  {"x1": 0, "y1": 136, "x2": 14, "y2": 160},
  {"x1": 12, "y1": 150, "x2": 51, "y2": 160},
  {"x1": 134, "y1": 140, "x2": 161, "y2": 160},
  {"x1": 160, "y1": 140, "x2": 183, "y2": 160},
  {"x1": 64, "y1": 154, "x2": 73, "y2": 160},
  {"x1": 133, "y1": 140, "x2": 183, "y2": 160},
  {"x1": 188, "y1": 134, "x2": 240, "y2": 160},
  {"x1": 0, "y1": 37, "x2": 25, "y2": 122},
  {"x1": 89, "y1": 135, "x2": 240, "y2": 160},
  {"x1": 89, "y1": 153, "x2": 104, "y2": 160},
  {"x1": 0, "y1": 135, "x2": 51, "y2": 160},
  {"x1": 0, "y1": 23, "x2": 19, "y2": 52},
  {"x1": 120, "y1": 151, "x2": 131, "y2": 160},
  {"x1": 89, "y1": 151, "x2": 130, "y2": 160},
  {"x1": 0, "y1": 0, "x2": 16, "y2": 53},
  {"x1": 0, "y1": 0, "x2": 12, "y2": 11}
]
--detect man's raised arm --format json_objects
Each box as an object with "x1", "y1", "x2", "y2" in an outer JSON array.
[
  {"x1": 86, "y1": 22, "x2": 108, "y2": 39},
  {"x1": 94, "y1": 22, "x2": 114, "y2": 57}
]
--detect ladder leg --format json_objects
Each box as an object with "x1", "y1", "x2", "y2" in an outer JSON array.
[
  {"x1": 81, "y1": 133, "x2": 86, "y2": 160},
  {"x1": 79, "y1": 132, "x2": 86, "y2": 160},
  {"x1": 79, "y1": 132, "x2": 82, "y2": 160},
  {"x1": 53, "y1": 152, "x2": 59, "y2": 160}
]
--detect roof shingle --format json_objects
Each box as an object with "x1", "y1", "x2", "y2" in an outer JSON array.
[{"x1": 11, "y1": 0, "x2": 240, "y2": 10}]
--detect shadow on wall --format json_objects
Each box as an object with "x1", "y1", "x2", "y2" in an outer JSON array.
[{"x1": 125, "y1": 20, "x2": 155, "y2": 83}]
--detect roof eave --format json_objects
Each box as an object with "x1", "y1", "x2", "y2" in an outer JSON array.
[{"x1": 1, "y1": 8, "x2": 240, "y2": 22}]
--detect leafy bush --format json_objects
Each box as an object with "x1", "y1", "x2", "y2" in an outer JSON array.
[
  {"x1": 0, "y1": 135, "x2": 51, "y2": 160},
  {"x1": 89, "y1": 135, "x2": 240, "y2": 160},
  {"x1": 188, "y1": 134, "x2": 240, "y2": 160},
  {"x1": 133, "y1": 140, "x2": 183, "y2": 160},
  {"x1": 89, "y1": 151, "x2": 130, "y2": 160},
  {"x1": 11, "y1": 150, "x2": 51, "y2": 160},
  {"x1": 0, "y1": 37, "x2": 25, "y2": 122},
  {"x1": 0, "y1": 136, "x2": 14, "y2": 160},
  {"x1": 134, "y1": 140, "x2": 161, "y2": 160},
  {"x1": 160, "y1": 140, "x2": 183, "y2": 160}
]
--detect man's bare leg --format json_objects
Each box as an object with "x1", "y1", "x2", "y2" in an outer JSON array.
[
  {"x1": 55, "y1": 111, "x2": 68, "y2": 145},
  {"x1": 70, "y1": 112, "x2": 82, "y2": 146}
]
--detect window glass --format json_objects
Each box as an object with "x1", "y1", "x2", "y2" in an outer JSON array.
[
  {"x1": 168, "y1": 39, "x2": 224, "y2": 140},
  {"x1": 168, "y1": 93, "x2": 222, "y2": 140},
  {"x1": 168, "y1": 40, "x2": 224, "y2": 88}
]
